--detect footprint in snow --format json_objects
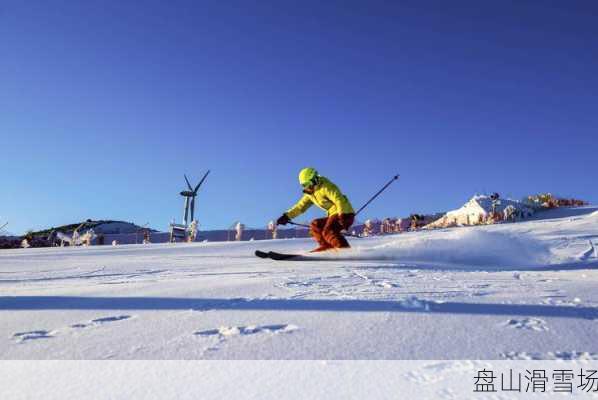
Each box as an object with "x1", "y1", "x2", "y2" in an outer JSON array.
[
  {"x1": 374, "y1": 280, "x2": 399, "y2": 289},
  {"x1": 14, "y1": 316, "x2": 133, "y2": 343},
  {"x1": 92, "y1": 315, "x2": 131, "y2": 324},
  {"x1": 70, "y1": 315, "x2": 132, "y2": 329},
  {"x1": 504, "y1": 318, "x2": 548, "y2": 331},
  {"x1": 13, "y1": 330, "x2": 54, "y2": 342},
  {"x1": 195, "y1": 324, "x2": 298, "y2": 338}
]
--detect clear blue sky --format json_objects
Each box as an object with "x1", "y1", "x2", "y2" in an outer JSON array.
[{"x1": 1, "y1": 1, "x2": 596, "y2": 235}]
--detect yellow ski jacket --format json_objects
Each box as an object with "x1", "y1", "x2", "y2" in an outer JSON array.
[{"x1": 286, "y1": 176, "x2": 354, "y2": 219}]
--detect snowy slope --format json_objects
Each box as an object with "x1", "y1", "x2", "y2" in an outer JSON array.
[{"x1": 1, "y1": 207, "x2": 597, "y2": 360}]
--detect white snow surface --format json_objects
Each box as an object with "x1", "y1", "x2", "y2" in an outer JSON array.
[{"x1": 1, "y1": 206, "x2": 597, "y2": 360}]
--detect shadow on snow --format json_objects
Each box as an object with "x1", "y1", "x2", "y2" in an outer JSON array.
[{"x1": 1, "y1": 296, "x2": 596, "y2": 320}]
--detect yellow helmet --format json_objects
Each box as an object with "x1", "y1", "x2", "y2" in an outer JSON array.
[{"x1": 298, "y1": 167, "x2": 318, "y2": 187}]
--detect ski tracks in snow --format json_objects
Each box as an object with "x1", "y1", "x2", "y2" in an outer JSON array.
[
  {"x1": 275, "y1": 265, "x2": 500, "y2": 302},
  {"x1": 275, "y1": 267, "x2": 418, "y2": 300},
  {"x1": 0, "y1": 265, "x2": 174, "y2": 287}
]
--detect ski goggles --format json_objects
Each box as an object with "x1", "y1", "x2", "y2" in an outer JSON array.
[{"x1": 301, "y1": 177, "x2": 318, "y2": 188}]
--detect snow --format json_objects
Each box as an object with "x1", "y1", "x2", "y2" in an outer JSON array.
[
  {"x1": 1, "y1": 206, "x2": 597, "y2": 360},
  {"x1": 1, "y1": 360, "x2": 568, "y2": 400}
]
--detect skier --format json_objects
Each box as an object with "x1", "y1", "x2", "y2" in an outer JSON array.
[{"x1": 276, "y1": 168, "x2": 355, "y2": 252}]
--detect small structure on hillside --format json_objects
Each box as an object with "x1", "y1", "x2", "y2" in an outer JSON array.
[{"x1": 169, "y1": 223, "x2": 187, "y2": 243}]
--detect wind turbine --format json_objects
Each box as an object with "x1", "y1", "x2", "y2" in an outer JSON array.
[{"x1": 180, "y1": 170, "x2": 210, "y2": 226}]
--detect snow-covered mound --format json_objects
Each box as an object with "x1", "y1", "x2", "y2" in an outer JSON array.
[
  {"x1": 88, "y1": 221, "x2": 147, "y2": 234},
  {"x1": 425, "y1": 194, "x2": 535, "y2": 228},
  {"x1": 0, "y1": 206, "x2": 597, "y2": 360}
]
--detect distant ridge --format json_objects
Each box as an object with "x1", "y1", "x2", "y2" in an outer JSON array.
[{"x1": 28, "y1": 220, "x2": 156, "y2": 237}]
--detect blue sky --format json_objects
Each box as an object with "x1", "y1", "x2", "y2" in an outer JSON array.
[{"x1": 1, "y1": 1, "x2": 596, "y2": 235}]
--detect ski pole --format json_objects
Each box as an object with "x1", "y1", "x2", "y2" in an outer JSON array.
[
  {"x1": 355, "y1": 174, "x2": 400, "y2": 216},
  {"x1": 287, "y1": 221, "x2": 360, "y2": 238},
  {"x1": 288, "y1": 221, "x2": 310, "y2": 228}
]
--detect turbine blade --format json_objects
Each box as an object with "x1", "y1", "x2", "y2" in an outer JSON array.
[
  {"x1": 190, "y1": 197, "x2": 195, "y2": 221},
  {"x1": 194, "y1": 170, "x2": 210, "y2": 193},
  {"x1": 184, "y1": 174, "x2": 193, "y2": 191}
]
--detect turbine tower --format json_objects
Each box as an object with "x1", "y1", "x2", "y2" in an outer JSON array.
[{"x1": 180, "y1": 170, "x2": 210, "y2": 226}]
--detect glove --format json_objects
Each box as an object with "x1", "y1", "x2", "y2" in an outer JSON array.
[{"x1": 277, "y1": 213, "x2": 290, "y2": 226}]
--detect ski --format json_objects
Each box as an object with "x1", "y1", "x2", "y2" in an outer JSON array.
[
  {"x1": 267, "y1": 251, "x2": 303, "y2": 260},
  {"x1": 254, "y1": 249, "x2": 400, "y2": 263},
  {"x1": 254, "y1": 250, "x2": 354, "y2": 261},
  {"x1": 254, "y1": 250, "x2": 302, "y2": 260},
  {"x1": 254, "y1": 250, "x2": 271, "y2": 259}
]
